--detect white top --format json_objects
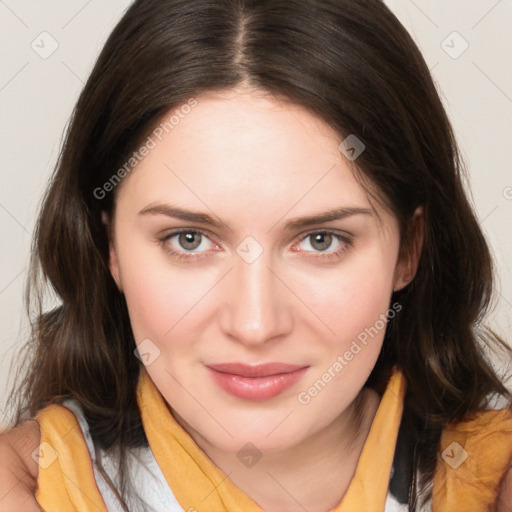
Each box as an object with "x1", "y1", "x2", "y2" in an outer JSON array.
[{"x1": 62, "y1": 398, "x2": 433, "y2": 512}]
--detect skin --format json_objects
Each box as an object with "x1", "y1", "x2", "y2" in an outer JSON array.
[
  {"x1": 494, "y1": 465, "x2": 512, "y2": 512},
  {"x1": 0, "y1": 420, "x2": 41, "y2": 512},
  {"x1": 1, "y1": 85, "x2": 511, "y2": 512},
  {"x1": 106, "y1": 84, "x2": 423, "y2": 512}
]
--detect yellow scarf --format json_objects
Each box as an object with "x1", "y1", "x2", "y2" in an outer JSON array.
[
  {"x1": 138, "y1": 365, "x2": 406, "y2": 512},
  {"x1": 35, "y1": 365, "x2": 512, "y2": 512}
]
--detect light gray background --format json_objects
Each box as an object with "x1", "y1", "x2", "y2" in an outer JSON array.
[{"x1": 1, "y1": 0, "x2": 511, "y2": 428}]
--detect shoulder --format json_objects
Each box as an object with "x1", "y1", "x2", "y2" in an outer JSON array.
[
  {"x1": 1, "y1": 418, "x2": 41, "y2": 477},
  {"x1": 442, "y1": 405, "x2": 512, "y2": 436},
  {"x1": 441, "y1": 406, "x2": 512, "y2": 454},
  {"x1": 433, "y1": 405, "x2": 512, "y2": 511},
  {"x1": 451, "y1": 406, "x2": 512, "y2": 512},
  {"x1": 36, "y1": 399, "x2": 185, "y2": 512},
  {"x1": 35, "y1": 399, "x2": 100, "y2": 466}
]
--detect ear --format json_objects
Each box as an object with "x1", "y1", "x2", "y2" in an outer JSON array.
[
  {"x1": 393, "y1": 206, "x2": 424, "y2": 292},
  {"x1": 102, "y1": 211, "x2": 123, "y2": 291}
]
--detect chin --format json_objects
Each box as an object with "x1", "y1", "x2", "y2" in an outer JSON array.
[
  {"x1": 208, "y1": 430, "x2": 300, "y2": 455},
  {"x1": 190, "y1": 411, "x2": 309, "y2": 455}
]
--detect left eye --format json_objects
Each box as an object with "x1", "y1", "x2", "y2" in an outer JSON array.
[{"x1": 297, "y1": 232, "x2": 345, "y2": 253}]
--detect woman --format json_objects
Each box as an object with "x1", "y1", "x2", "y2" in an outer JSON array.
[{"x1": 1, "y1": 0, "x2": 511, "y2": 511}]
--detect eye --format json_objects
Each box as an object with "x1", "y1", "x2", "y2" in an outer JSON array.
[
  {"x1": 172, "y1": 231, "x2": 209, "y2": 251},
  {"x1": 159, "y1": 229, "x2": 217, "y2": 260},
  {"x1": 295, "y1": 230, "x2": 352, "y2": 260},
  {"x1": 300, "y1": 232, "x2": 338, "y2": 252}
]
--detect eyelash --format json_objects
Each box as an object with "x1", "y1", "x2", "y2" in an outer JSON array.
[{"x1": 157, "y1": 228, "x2": 352, "y2": 263}]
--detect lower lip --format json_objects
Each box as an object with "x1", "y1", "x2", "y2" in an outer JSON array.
[{"x1": 207, "y1": 366, "x2": 308, "y2": 401}]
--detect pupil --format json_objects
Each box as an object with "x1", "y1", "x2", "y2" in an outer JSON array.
[
  {"x1": 313, "y1": 233, "x2": 331, "y2": 251},
  {"x1": 180, "y1": 232, "x2": 201, "y2": 250}
]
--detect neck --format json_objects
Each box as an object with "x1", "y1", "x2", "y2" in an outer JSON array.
[{"x1": 172, "y1": 387, "x2": 381, "y2": 512}]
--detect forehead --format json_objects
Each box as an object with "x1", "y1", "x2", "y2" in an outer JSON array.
[{"x1": 113, "y1": 87, "x2": 381, "y2": 226}]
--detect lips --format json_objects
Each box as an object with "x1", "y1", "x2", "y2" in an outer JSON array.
[
  {"x1": 206, "y1": 362, "x2": 309, "y2": 401},
  {"x1": 206, "y1": 362, "x2": 308, "y2": 378}
]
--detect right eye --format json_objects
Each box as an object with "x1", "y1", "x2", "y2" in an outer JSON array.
[{"x1": 159, "y1": 229, "x2": 219, "y2": 261}]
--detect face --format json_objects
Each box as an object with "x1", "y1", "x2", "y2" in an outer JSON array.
[{"x1": 107, "y1": 85, "x2": 419, "y2": 455}]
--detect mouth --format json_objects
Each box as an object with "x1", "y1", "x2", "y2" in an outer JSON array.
[{"x1": 206, "y1": 362, "x2": 309, "y2": 401}]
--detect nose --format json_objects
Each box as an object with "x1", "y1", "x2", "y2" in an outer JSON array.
[{"x1": 219, "y1": 249, "x2": 293, "y2": 347}]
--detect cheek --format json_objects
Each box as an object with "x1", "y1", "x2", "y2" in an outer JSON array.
[
  {"x1": 296, "y1": 243, "x2": 398, "y2": 346},
  {"x1": 123, "y1": 277, "x2": 170, "y2": 343},
  {"x1": 116, "y1": 236, "x2": 200, "y2": 343},
  {"x1": 293, "y1": 252, "x2": 397, "y2": 416}
]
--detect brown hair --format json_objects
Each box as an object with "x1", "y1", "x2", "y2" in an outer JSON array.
[{"x1": 9, "y1": 0, "x2": 512, "y2": 509}]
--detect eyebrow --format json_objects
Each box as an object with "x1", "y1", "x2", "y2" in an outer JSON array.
[{"x1": 138, "y1": 203, "x2": 373, "y2": 231}]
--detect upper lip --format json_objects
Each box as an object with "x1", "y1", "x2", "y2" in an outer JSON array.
[{"x1": 207, "y1": 362, "x2": 308, "y2": 378}]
